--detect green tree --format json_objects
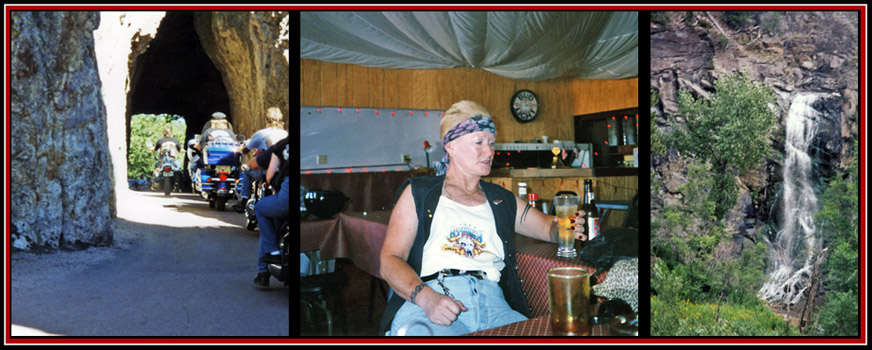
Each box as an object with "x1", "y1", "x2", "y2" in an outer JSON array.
[
  {"x1": 128, "y1": 113, "x2": 187, "y2": 180},
  {"x1": 668, "y1": 71, "x2": 776, "y2": 219},
  {"x1": 811, "y1": 139, "x2": 859, "y2": 336}
]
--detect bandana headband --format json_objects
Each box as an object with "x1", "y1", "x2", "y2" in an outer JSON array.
[{"x1": 434, "y1": 115, "x2": 496, "y2": 176}]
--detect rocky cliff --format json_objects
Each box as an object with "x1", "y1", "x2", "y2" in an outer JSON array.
[
  {"x1": 194, "y1": 11, "x2": 290, "y2": 138},
  {"x1": 10, "y1": 11, "x2": 115, "y2": 250},
  {"x1": 651, "y1": 11, "x2": 859, "y2": 244}
]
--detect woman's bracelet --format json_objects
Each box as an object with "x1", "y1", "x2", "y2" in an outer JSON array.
[{"x1": 410, "y1": 283, "x2": 427, "y2": 305}]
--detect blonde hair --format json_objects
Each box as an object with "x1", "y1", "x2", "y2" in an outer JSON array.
[
  {"x1": 211, "y1": 119, "x2": 229, "y2": 130},
  {"x1": 440, "y1": 100, "x2": 493, "y2": 139},
  {"x1": 266, "y1": 107, "x2": 284, "y2": 129},
  {"x1": 163, "y1": 127, "x2": 172, "y2": 138}
]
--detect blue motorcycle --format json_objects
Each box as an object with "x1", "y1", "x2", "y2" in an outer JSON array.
[{"x1": 189, "y1": 131, "x2": 244, "y2": 211}]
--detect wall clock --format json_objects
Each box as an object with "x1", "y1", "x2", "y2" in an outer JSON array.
[{"x1": 510, "y1": 89, "x2": 539, "y2": 123}]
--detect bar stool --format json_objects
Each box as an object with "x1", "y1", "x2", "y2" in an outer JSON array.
[{"x1": 300, "y1": 268, "x2": 348, "y2": 336}]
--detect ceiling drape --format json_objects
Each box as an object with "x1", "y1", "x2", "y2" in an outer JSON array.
[{"x1": 301, "y1": 11, "x2": 638, "y2": 81}]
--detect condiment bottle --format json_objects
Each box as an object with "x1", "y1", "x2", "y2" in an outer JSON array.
[{"x1": 527, "y1": 193, "x2": 538, "y2": 208}]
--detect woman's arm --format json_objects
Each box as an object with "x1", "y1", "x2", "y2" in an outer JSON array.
[
  {"x1": 514, "y1": 196, "x2": 587, "y2": 242},
  {"x1": 379, "y1": 185, "x2": 467, "y2": 326}
]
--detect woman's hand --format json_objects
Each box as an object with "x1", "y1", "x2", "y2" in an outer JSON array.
[
  {"x1": 415, "y1": 287, "x2": 468, "y2": 326},
  {"x1": 552, "y1": 210, "x2": 588, "y2": 241}
]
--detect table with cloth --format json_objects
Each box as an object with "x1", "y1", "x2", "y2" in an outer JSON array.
[{"x1": 300, "y1": 210, "x2": 626, "y2": 337}]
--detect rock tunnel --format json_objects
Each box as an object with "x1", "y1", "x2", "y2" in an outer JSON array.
[
  {"x1": 127, "y1": 11, "x2": 231, "y2": 152},
  {"x1": 10, "y1": 10, "x2": 289, "y2": 250}
]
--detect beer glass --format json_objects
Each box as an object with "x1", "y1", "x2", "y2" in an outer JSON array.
[
  {"x1": 553, "y1": 195, "x2": 580, "y2": 258},
  {"x1": 547, "y1": 267, "x2": 591, "y2": 336}
]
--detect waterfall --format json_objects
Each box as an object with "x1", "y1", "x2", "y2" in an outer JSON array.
[{"x1": 758, "y1": 93, "x2": 822, "y2": 305}]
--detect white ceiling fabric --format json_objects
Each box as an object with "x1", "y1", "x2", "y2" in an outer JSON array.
[{"x1": 301, "y1": 11, "x2": 638, "y2": 81}]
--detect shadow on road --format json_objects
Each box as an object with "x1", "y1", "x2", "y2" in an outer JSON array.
[{"x1": 10, "y1": 189, "x2": 290, "y2": 337}]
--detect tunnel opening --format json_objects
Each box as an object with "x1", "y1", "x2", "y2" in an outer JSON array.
[{"x1": 127, "y1": 11, "x2": 230, "y2": 164}]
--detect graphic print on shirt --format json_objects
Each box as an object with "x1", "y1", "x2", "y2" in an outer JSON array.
[{"x1": 441, "y1": 223, "x2": 494, "y2": 259}]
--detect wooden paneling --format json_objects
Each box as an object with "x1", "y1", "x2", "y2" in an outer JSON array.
[{"x1": 300, "y1": 59, "x2": 638, "y2": 145}]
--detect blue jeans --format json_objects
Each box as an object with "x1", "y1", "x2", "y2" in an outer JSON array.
[
  {"x1": 255, "y1": 176, "x2": 289, "y2": 273},
  {"x1": 239, "y1": 169, "x2": 264, "y2": 199},
  {"x1": 389, "y1": 275, "x2": 527, "y2": 336}
]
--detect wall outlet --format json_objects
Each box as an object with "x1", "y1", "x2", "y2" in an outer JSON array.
[
  {"x1": 401, "y1": 154, "x2": 411, "y2": 163},
  {"x1": 317, "y1": 155, "x2": 328, "y2": 164}
]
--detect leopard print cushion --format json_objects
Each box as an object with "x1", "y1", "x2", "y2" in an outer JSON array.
[{"x1": 592, "y1": 257, "x2": 638, "y2": 312}]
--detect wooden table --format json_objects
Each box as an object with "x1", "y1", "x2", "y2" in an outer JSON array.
[{"x1": 464, "y1": 315, "x2": 611, "y2": 336}]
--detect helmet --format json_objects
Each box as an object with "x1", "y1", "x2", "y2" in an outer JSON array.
[{"x1": 211, "y1": 112, "x2": 227, "y2": 120}]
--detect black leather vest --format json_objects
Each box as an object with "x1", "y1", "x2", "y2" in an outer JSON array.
[{"x1": 377, "y1": 175, "x2": 531, "y2": 335}]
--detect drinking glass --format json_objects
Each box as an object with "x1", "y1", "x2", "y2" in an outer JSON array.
[
  {"x1": 553, "y1": 195, "x2": 579, "y2": 258},
  {"x1": 547, "y1": 267, "x2": 591, "y2": 336}
]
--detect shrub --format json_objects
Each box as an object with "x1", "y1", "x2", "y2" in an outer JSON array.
[{"x1": 128, "y1": 113, "x2": 187, "y2": 180}]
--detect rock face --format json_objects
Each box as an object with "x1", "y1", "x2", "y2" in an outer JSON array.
[
  {"x1": 94, "y1": 11, "x2": 165, "y2": 199},
  {"x1": 10, "y1": 11, "x2": 115, "y2": 250},
  {"x1": 651, "y1": 11, "x2": 859, "y2": 247},
  {"x1": 194, "y1": 11, "x2": 290, "y2": 138}
]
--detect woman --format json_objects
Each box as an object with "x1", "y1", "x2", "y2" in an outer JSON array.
[{"x1": 378, "y1": 100, "x2": 587, "y2": 336}]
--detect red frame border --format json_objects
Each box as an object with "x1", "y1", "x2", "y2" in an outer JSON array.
[{"x1": 4, "y1": 3, "x2": 867, "y2": 346}]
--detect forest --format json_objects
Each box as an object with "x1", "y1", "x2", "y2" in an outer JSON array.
[{"x1": 650, "y1": 78, "x2": 859, "y2": 336}]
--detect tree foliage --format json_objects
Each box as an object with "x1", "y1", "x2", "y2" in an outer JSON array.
[
  {"x1": 810, "y1": 139, "x2": 859, "y2": 336},
  {"x1": 668, "y1": 71, "x2": 776, "y2": 219},
  {"x1": 651, "y1": 72, "x2": 784, "y2": 336},
  {"x1": 128, "y1": 113, "x2": 187, "y2": 180}
]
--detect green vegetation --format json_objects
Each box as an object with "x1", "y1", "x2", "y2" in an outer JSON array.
[
  {"x1": 760, "y1": 12, "x2": 782, "y2": 35},
  {"x1": 652, "y1": 295, "x2": 799, "y2": 336},
  {"x1": 725, "y1": 11, "x2": 756, "y2": 30},
  {"x1": 128, "y1": 113, "x2": 187, "y2": 180},
  {"x1": 810, "y1": 139, "x2": 859, "y2": 336},
  {"x1": 651, "y1": 11, "x2": 670, "y2": 26},
  {"x1": 667, "y1": 71, "x2": 776, "y2": 220},
  {"x1": 651, "y1": 72, "x2": 786, "y2": 336}
]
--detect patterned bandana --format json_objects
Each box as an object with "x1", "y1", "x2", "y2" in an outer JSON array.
[{"x1": 434, "y1": 115, "x2": 496, "y2": 176}]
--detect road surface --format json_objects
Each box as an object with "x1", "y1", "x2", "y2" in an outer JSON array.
[{"x1": 10, "y1": 188, "x2": 289, "y2": 337}]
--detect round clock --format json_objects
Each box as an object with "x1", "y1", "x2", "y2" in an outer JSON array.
[{"x1": 510, "y1": 89, "x2": 539, "y2": 123}]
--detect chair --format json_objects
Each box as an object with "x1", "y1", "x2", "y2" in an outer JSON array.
[
  {"x1": 300, "y1": 266, "x2": 348, "y2": 336},
  {"x1": 621, "y1": 192, "x2": 639, "y2": 229}
]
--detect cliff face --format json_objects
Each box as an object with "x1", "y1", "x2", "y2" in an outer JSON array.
[
  {"x1": 651, "y1": 11, "x2": 859, "y2": 245},
  {"x1": 10, "y1": 11, "x2": 115, "y2": 250},
  {"x1": 194, "y1": 11, "x2": 290, "y2": 138},
  {"x1": 10, "y1": 10, "x2": 289, "y2": 251}
]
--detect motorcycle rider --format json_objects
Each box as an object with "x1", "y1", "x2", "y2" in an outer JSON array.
[
  {"x1": 198, "y1": 111, "x2": 235, "y2": 149},
  {"x1": 151, "y1": 127, "x2": 181, "y2": 169},
  {"x1": 248, "y1": 135, "x2": 290, "y2": 288},
  {"x1": 231, "y1": 107, "x2": 288, "y2": 212},
  {"x1": 194, "y1": 111, "x2": 236, "y2": 171}
]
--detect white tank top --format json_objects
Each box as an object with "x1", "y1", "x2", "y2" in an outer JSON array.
[{"x1": 420, "y1": 195, "x2": 506, "y2": 282}]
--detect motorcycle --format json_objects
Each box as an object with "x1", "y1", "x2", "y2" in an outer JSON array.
[
  {"x1": 152, "y1": 142, "x2": 182, "y2": 196},
  {"x1": 190, "y1": 131, "x2": 245, "y2": 211},
  {"x1": 266, "y1": 218, "x2": 290, "y2": 287},
  {"x1": 244, "y1": 173, "x2": 273, "y2": 231}
]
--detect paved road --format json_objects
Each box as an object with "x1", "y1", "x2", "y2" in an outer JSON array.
[{"x1": 10, "y1": 189, "x2": 289, "y2": 337}]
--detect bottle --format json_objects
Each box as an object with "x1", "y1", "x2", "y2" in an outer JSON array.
[
  {"x1": 527, "y1": 193, "x2": 538, "y2": 209},
  {"x1": 581, "y1": 179, "x2": 600, "y2": 240},
  {"x1": 518, "y1": 182, "x2": 527, "y2": 201}
]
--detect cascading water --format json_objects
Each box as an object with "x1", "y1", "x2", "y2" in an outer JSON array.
[{"x1": 758, "y1": 93, "x2": 823, "y2": 306}]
